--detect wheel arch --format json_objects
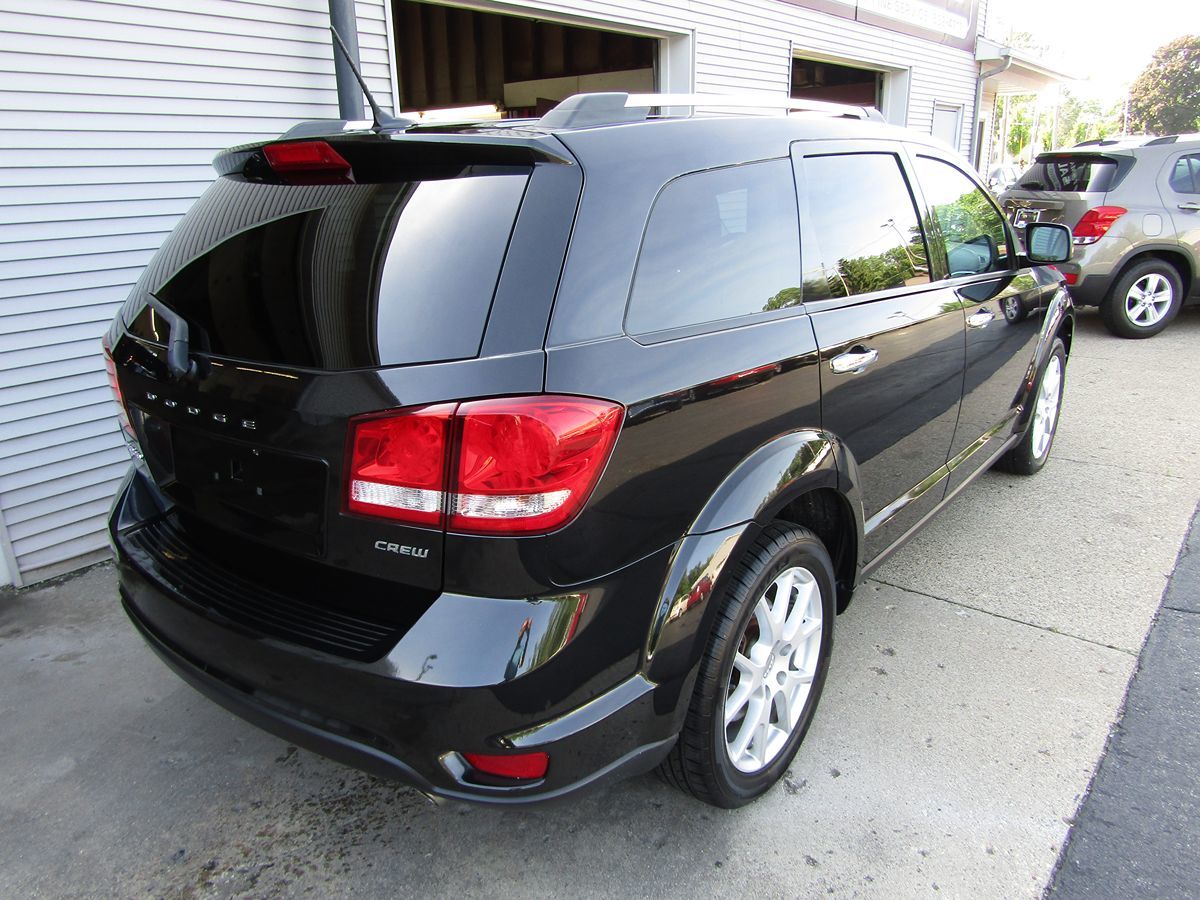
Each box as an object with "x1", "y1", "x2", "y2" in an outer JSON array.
[
  {"x1": 642, "y1": 430, "x2": 865, "y2": 709},
  {"x1": 1107, "y1": 245, "x2": 1194, "y2": 300}
]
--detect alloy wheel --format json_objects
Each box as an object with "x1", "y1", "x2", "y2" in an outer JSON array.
[
  {"x1": 1030, "y1": 354, "x2": 1062, "y2": 460},
  {"x1": 724, "y1": 566, "x2": 823, "y2": 773},
  {"x1": 1124, "y1": 273, "x2": 1174, "y2": 327}
]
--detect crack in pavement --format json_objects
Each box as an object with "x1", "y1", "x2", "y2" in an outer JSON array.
[
  {"x1": 869, "y1": 576, "x2": 1139, "y2": 656},
  {"x1": 1050, "y1": 454, "x2": 1194, "y2": 481}
]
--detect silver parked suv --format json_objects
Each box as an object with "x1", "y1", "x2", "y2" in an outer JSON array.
[{"x1": 1000, "y1": 135, "x2": 1200, "y2": 337}]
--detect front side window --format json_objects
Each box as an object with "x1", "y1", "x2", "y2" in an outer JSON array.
[
  {"x1": 626, "y1": 160, "x2": 802, "y2": 336},
  {"x1": 799, "y1": 153, "x2": 930, "y2": 300},
  {"x1": 915, "y1": 156, "x2": 1010, "y2": 278}
]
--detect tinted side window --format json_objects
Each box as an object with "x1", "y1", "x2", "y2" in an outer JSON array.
[
  {"x1": 915, "y1": 156, "x2": 1010, "y2": 277},
  {"x1": 626, "y1": 160, "x2": 802, "y2": 335},
  {"x1": 1168, "y1": 154, "x2": 1200, "y2": 194},
  {"x1": 800, "y1": 153, "x2": 929, "y2": 300}
]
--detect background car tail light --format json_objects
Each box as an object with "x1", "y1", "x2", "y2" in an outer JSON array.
[
  {"x1": 347, "y1": 406, "x2": 454, "y2": 526},
  {"x1": 345, "y1": 397, "x2": 624, "y2": 534},
  {"x1": 449, "y1": 396, "x2": 623, "y2": 535},
  {"x1": 1072, "y1": 206, "x2": 1126, "y2": 245},
  {"x1": 463, "y1": 751, "x2": 549, "y2": 780}
]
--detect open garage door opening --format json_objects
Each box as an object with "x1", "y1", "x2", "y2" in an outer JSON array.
[
  {"x1": 392, "y1": 1, "x2": 659, "y2": 118},
  {"x1": 791, "y1": 57, "x2": 882, "y2": 109}
]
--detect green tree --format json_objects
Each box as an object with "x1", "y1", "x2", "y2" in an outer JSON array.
[{"x1": 1129, "y1": 36, "x2": 1200, "y2": 135}]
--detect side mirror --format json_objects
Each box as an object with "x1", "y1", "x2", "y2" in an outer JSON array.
[{"x1": 1026, "y1": 222, "x2": 1072, "y2": 264}]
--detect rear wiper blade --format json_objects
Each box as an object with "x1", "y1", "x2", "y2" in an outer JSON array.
[{"x1": 144, "y1": 296, "x2": 198, "y2": 381}]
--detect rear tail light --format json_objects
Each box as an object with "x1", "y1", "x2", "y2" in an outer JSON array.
[
  {"x1": 101, "y1": 336, "x2": 139, "y2": 453},
  {"x1": 463, "y1": 751, "x2": 549, "y2": 781},
  {"x1": 347, "y1": 405, "x2": 454, "y2": 527},
  {"x1": 346, "y1": 396, "x2": 623, "y2": 534},
  {"x1": 450, "y1": 397, "x2": 623, "y2": 534},
  {"x1": 1072, "y1": 206, "x2": 1126, "y2": 245}
]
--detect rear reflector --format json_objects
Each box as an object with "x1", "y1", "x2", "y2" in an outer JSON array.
[
  {"x1": 463, "y1": 751, "x2": 549, "y2": 781},
  {"x1": 346, "y1": 396, "x2": 623, "y2": 533},
  {"x1": 263, "y1": 140, "x2": 352, "y2": 174},
  {"x1": 1072, "y1": 206, "x2": 1126, "y2": 245},
  {"x1": 1063, "y1": 271, "x2": 1079, "y2": 285}
]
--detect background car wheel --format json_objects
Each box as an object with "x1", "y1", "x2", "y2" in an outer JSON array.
[
  {"x1": 657, "y1": 523, "x2": 835, "y2": 808},
  {"x1": 1099, "y1": 260, "x2": 1183, "y2": 338},
  {"x1": 996, "y1": 337, "x2": 1066, "y2": 476}
]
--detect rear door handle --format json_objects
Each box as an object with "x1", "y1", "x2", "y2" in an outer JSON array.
[
  {"x1": 829, "y1": 346, "x2": 879, "y2": 375},
  {"x1": 966, "y1": 308, "x2": 996, "y2": 329},
  {"x1": 1179, "y1": 202, "x2": 1200, "y2": 211}
]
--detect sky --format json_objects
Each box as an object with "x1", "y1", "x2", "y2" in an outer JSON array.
[{"x1": 987, "y1": 0, "x2": 1200, "y2": 101}]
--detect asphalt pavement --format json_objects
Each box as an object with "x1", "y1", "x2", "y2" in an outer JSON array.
[{"x1": 1, "y1": 306, "x2": 1198, "y2": 898}]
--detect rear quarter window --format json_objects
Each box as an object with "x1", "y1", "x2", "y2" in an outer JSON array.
[{"x1": 625, "y1": 160, "x2": 802, "y2": 336}]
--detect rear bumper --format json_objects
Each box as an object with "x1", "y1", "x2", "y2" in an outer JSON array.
[{"x1": 110, "y1": 466, "x2": 678, "y2": 804}]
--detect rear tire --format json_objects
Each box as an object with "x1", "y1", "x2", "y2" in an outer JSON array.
[
  {"x1": 996, "y1": 337, "x2": 1066, "y2": 476},
  {"x1": 658, "y1": 523, "x2": 835, "y2": 808},
  {"x1": 1099, "y1": 260, "x2": 1183, "y2": 338}
]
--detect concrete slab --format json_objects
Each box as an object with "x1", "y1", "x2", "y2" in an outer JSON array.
[
  {"x1": 874, "y1": 463, "x2": 1196, "y2": 653},
  {"x1": 1053, "y1": 307, "x2": 1200, "y2": 481},
  {"x1": 0, "y1": 570, "x2": 1132, "y2": 898}
]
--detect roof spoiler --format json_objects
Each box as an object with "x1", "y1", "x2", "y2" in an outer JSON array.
[{"x1": 539, "y1": 92, "x2": 885, "y2": 128}]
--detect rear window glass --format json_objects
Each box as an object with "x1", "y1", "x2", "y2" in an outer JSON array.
[
  {"x1": 626, "y1": 160, "x2": 802, "y2": 336},
  {"x1": 129, "y1": 166, "x2": 529, "y2": 369},
  {"x1": 1018, "y1": 155, "x2": 1117, "y2": 193}
]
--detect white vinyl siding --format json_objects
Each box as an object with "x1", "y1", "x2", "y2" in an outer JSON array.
[{"x1": 0, "y1": 0, "x2": 393, "y2": 585}]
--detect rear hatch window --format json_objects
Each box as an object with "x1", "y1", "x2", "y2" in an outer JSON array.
[
  {"x1": 1016, "y1": 154, "x2": 1118, "y2": 193},
  {"x1": 127, "y1": 164, "x2": 530, "y2": 369}
]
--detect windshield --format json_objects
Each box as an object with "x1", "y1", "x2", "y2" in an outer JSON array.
[
  {"x1": 1017, "y1": 155, "x2": 1118, "y2": 193},
  {"x1": 127, "y1": 166, "x2": 530, "y2": 369}
]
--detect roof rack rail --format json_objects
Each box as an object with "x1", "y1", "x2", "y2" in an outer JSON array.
[{"x1": 538, "y1": 92, "x2": 885, "y2": 128}]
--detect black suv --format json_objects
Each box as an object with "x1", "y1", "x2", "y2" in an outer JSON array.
[{"x1": 105, "y1": 93, "x2": 1074, "y2": 808}]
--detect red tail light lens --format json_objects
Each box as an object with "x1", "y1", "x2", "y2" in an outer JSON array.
[
  {"x1": 345, "y1": 396, "x2": 624, "y2": 534},
  {"x1": 1072, "y1": 206, "x2": 1126, "y2": 245},
  {"x1": 463, "y1": 751, "x2": 549, "y2": 780},
  {"x1": 263, "y1": 140, "x2": 351, "y2": 174},
  {"x1": 450, "y1": 396, "x2": 623, "y2": 535},
  {"x1": 347, "y1": 406, "x2": 454, "y2": 526},
  {"x1": 102, "y1": 337, "x2": 137, "y2": 447}
]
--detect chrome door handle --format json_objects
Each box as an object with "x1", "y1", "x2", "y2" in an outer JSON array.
[
  {"x1": 966, "y1": 308, "x2": 996, "y2": 329},
  {"x1": 829, "y1": 346, "x2": 879, "y2": 375},
  {"x1": 1179, "y1": 202, "x2": 1200, "y2": 211}
]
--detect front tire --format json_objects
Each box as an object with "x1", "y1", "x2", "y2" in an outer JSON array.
[
  {"x1": 658, "y1": 523, "x2": 835, "y2": 808},
  {"x1": 996, "y1": 337, "x2": 1066, "y2": 475},
  {"x1": 1099, "y1": 260, "x2": 1183, "y2": 338}
]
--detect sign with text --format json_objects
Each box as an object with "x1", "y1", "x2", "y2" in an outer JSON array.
[{"x1": 780, "y1": 0, "x2": 978, "y2": 51}]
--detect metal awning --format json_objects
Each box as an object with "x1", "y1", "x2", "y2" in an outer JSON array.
[{"x1": 976, "y1": 37, "x2": 1076, "y2": 95}]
